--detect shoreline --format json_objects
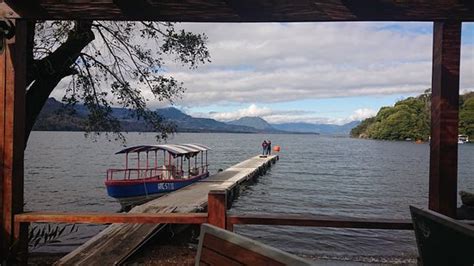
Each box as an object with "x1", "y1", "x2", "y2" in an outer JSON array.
[{"x1": 29, "y1": 244, "x2": 196, "y2": 266}]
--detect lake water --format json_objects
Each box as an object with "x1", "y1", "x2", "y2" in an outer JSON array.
[{"x1": 25, "y1": 131, "x2": 474, "y2": 263}]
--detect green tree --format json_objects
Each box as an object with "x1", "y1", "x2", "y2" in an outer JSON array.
[
  {"x1": 350, "y1": 117, "x2": 375, "y2": 138},
  {"x1": 351, "y1": 94, "x2": 431, "y2": 141},
  {"x1": 25, "y1": 21, "x2": 210, "y2": 145},
  {"x1": 460, "y1": 97, "x2": 474, "y2": 139},
  {"x1": 351, "y1": 90, "x2": 474, "y2": 141}
]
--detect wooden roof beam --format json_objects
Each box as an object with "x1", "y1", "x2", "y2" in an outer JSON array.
[
  {"x1": 224, "y1": 0, "x2": 269, "y2": 21},
  {"x1": 113, "y1": 0, "x2": 161, "y2": 20},
  {"x1": 1, "y1": 1, "x2": 474, "y2": 22},
  {"x1": 4, "y1": 0, "x2": 125, "y2": 20},
  {"x1": 2, "y1": 0, "x2": 46, "y2": 19}
]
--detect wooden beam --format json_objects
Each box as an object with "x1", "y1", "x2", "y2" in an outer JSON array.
[
  {"x1": 2, "y1": 0, "x2": 474, "y2": 22},
  {"x1": 0, "y1": 19, "x2": 26, "y2": 261},
  {"x1": 224, "y1": 0, "x2": 268, "y2": 21},
  {"x1": 2, "y1": 0, "x2": 45, "y2": 18},
  {"x1": 227, "y1": 215, "x2": 414, "y2": 230},
  {"x1": 113, "y1": 0, "x2": 159, "y2": 20},
  {"x1": 429, "y1": 21, "x2": 462, "y2": 218},
  {"x1": 14, "y1": 212, "x2": 208, "y2": 224}
]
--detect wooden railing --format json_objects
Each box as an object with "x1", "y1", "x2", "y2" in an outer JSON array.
[
  {"x1": 13, "y1": 190, "x2": 474, "y2": 262},
  {"x1": 106, "y1": 164, "x2": 210, "y2": 180},
  {"x1": 106, "y1": 167, "x2": 173, "y2": 180},
  {"x1": 15, "y1": 212, "x2": 208, "y2": 225},
  {"x1": 226, "y1": 214, "x2": 413, "y2": 231}
]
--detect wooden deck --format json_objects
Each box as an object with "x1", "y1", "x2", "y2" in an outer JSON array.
[{"x1": 56, "y1": 155, "x2": 278, "y2": 265}]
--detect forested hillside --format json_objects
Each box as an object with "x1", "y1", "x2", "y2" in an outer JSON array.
[
  {"x1": 351, "y1": 91, "x2": 474, "y2": 141},
  {"x1": 460, "y1": 92, "x2": 474, "y2": 139}
]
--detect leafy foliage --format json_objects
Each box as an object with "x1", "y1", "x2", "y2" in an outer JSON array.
[
  {"x1": 28, "y1": 224, "x2": 78, "y2": 249},
  {"x1": 351, "y1": 90, "x2": 474, "y2": 141},
  {"x1": 27, "y1": 21, "x2": 210, "y2": 143},
  {"x1": 460, "y1": 93, "x2": 474, "y2": 138},
  {"x1": 349, "y1": 117, "x2": 375, "y2": 139}
]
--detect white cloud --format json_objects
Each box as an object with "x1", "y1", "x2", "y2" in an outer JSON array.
[
  {"x1": 349, "y1": 108, "x2": 377, "y2": 121},
  {"x1": 49, "y1": 22, "x2": 474, "y2": 113},
  {"x1": 207, "y1": 104, "x2": 272, "y2": 121},
  {"x1": 157, "y1": 22, "x2": 473, "y2": 107},
  {"x1": 197, "y1": 104, "x2": 377, "y2": 125}
]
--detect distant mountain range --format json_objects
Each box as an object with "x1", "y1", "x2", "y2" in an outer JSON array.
[
  {"x1": 228, "y1": 117, "x2": 280, "y2": 132},
  {"x1": 33, "y1": 98, "x2": 359, "y2": 135},
  {"x1": 272, "y1": 121, "x2": 360, "y2": 135},
  {"x1": 33, "y1": 98, "x2": 257, "y2": 133},
  {"x1": 227, "y1": 116, "x2": 358, "y2": 135}
]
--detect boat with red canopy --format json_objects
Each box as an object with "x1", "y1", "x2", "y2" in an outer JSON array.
[{"x1": 105, "y1": 143, "x2": 210, "y2": 208}]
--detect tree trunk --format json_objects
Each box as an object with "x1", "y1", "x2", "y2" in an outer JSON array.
[{"x1": 25, "y1": 21, "x2": 95, "y2": 146}]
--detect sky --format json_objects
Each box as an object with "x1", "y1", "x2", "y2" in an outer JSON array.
[{"x1": 52, "y1": 22, "x2": 474, "y2": 125}]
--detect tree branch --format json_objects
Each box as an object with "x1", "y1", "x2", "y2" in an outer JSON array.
[{"x1": 25, "y1": 21, "x2": 95, "y2": 145}]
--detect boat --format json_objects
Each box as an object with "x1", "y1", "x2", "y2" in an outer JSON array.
[
  {"x1": 458, "y1": 135, "x2": 469, "y2": 144},
  {"x1": 105, "y1": 143, "x2": 210, "y2": 208}
]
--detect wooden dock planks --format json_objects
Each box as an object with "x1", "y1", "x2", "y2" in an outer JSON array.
[{"x1": 56, "y1": 155, "x2": 278, "y2": 265}]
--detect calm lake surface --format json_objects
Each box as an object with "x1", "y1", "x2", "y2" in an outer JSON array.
[{"x1": 25, "y1": 131, "x2": 474, "y2": 263}]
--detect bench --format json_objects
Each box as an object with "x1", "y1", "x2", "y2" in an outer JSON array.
[
  {"x1": 195, "y1": 223, "x2": 313, "y2": 265},
  {"x1": 410, "y1": 206, "x2": 474, "y2": 266}
]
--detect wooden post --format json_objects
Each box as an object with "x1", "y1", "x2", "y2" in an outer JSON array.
[
  {"x1": 13, "y1": 221, "x2": 28, "y2": 264},
  {"x1": 429, "y1": 21, "x2": 461, "y2": 218},
  {"x1": 0, "y1": 19, "x2": 27, "y2": 261},
  {"x1": 208, "y1": 190, "x2": 227, "y2": 229}
]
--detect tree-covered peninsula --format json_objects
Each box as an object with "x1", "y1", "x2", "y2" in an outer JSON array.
[{"x1": 351, "y1": 91, "x2": 474, "y2": 141}]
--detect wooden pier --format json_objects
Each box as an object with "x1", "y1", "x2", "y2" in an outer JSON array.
[{"x1": 57, "y1": 155, "x2": 278, "y2": 265}]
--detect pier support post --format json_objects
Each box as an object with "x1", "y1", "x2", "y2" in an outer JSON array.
[
  {"x1": 429, "y1": 21, "x2": 461, "y2": 218},
  {"x1": 208, "y1": 190, "x2": 227, "y2": 229},
  {"x1": 0, "y1": 18, "x2": 27, "y2": 262}
]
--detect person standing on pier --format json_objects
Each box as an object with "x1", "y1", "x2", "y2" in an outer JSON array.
[
  {"x1": 262, "y1": 140, "x2": 268, "y2": 155},
  {"x1": 267, "y1": 140, "x2": 272, "y2": 155}
]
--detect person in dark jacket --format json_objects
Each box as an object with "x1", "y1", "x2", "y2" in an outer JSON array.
[
  {"x1": 261, "y1": 140, "x2": 268, "y2": 155},
  {"x1": 266, "y1": 140, "x2": 272, "y2": 155}
]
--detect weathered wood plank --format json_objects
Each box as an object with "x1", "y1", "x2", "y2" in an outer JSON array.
[
  {"x1": 200, "y1": 247, "x2": 242, "y2": 266},
  {"x1": 429, "y1": 21, "x2": 461, "y2": 218},
  {"x1": 203, "y1": 233, "x2": 285, "y2": 265},
  {"x1": 197, "y1": 224, "x2": 311, "y2": 265},
  {"x1": 58, "y1": 206, "x2": 174, "y2": 265}
]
